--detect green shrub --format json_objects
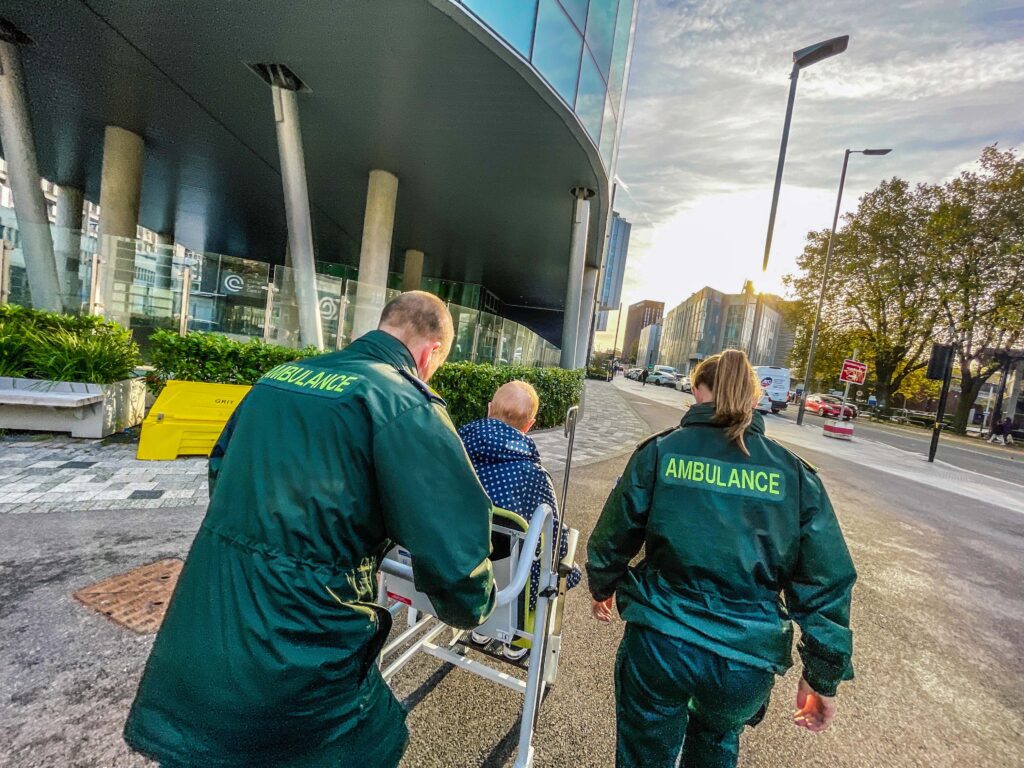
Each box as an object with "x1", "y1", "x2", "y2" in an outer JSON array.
[
  {"x1": 0, "y1": 305, "x2": 139, "y2": 384},
  {"x1": 431, "y1": 362, "x2": 584, "y2": 429},
  {"x1": 147, "y1": 329, "x2": 318, "y2": 391}
]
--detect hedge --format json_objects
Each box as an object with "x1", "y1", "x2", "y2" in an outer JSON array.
[
  {"x1": 0, "y1": 305, "x2": 139, "y2": 384},
  {"x1": 431, "y1": 362, "x2": 584, "y2": 429},
  {"x1": 146, "y1": 331, "x2": 583, "y2": 428},
  {"x1": 146, "y1": 329, "x2": 318, "y2": 391}
]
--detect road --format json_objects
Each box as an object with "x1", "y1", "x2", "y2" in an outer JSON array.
[{"x1": 774, "y1": 404, "x2": 1024, "y2": 486}]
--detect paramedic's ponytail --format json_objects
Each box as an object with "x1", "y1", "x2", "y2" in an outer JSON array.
[{"x1": 692, "y1": 349, "x2": 760, "y2": 456}]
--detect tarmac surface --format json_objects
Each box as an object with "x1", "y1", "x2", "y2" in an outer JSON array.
[{"x1": 1, "y1": 379, "x2": 1022, "y2": 766}]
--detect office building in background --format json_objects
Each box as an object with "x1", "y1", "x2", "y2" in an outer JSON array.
[
  {"x1": 596, "y1": 211, "x2": 631, "y2": 331},
  {"x1": 658, "y1": 281, "x2": 794, "y2": 373},
  {"x1": 622, "y1": 299, "x2": 664, "y2": 362}
]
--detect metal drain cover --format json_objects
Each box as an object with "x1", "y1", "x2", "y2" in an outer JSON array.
[{"x1": 74, "y1": 558, "x2": 182, "y2": 634}]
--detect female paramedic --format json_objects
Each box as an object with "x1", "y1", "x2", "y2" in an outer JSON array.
[{"x1": 587, "y1": 349, "x2": 856, "y2": 768}]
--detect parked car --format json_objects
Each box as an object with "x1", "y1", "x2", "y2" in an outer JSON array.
[
  {"x1": 675, "y1": 375, "x2": 692, "y2": 393},
  {"x1": 804, "y1": 394, "x2": 857, "y2": 419},
  {"x1": 648, "y1": 365, "x2": 678, "y2": 387},
  {"x1": 626, "y1": 367, "x2": 642, "y2": 380}
]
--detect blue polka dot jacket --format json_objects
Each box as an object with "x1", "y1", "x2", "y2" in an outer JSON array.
[{"x1": 458, "y1": 418, "x2": 582, "y2": 607}]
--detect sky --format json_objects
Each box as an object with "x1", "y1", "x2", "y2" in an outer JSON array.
[{"x1": 595, "y1": 0, "x2": 1024, "y2": 351}]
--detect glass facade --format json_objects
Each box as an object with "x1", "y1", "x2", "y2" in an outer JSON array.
[
  {"x1": 0, "y1": 224, "x2": 561, "y2": 367},
  {"x1": 658, "y1": 288, "x2": 790, "y2": 373},
  {"x1": 454, "y1": 0, "x2": 636, "y2": 165}
]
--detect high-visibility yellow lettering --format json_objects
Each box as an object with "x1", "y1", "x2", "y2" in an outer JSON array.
[
  {"x1": 660, "y1": 454, "x2": 786, "y2": 502},
  {"x1": 742, "y1": 469, "x2": 755, "y2": 489}
]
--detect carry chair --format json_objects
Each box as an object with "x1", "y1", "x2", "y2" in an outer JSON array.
[{"x1": 378, "y1": 405, "x2": 581, "y2": 768}]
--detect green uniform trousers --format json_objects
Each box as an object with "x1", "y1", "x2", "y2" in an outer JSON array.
[{"x1": 614, "y1": 624, "x2": 774, "y2": 768}]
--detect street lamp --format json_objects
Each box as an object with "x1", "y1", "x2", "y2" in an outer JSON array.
[
  {"x1": 796, "y1": 148, "x2": 892, "y2": 426},
  {"x1": 762, "y1": 35, "x2": 850, "y2": 272}
]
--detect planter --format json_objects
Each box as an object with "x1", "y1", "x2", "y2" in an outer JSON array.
[{"x1": 0, "y1": 376, "x2": 148, "y2": 439}]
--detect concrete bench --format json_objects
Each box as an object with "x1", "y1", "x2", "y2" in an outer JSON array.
[{"x1": 0, "y1": 377, "x2": 146, "y2": 438}]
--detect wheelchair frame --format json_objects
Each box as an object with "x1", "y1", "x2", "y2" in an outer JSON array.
[{"x1": 377, "y1": 405, "x2": 581, "y2": 768}]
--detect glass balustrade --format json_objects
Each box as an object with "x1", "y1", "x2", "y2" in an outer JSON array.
[{"x1": 1, "y1": 226, "x2": 560, "y2": 367}]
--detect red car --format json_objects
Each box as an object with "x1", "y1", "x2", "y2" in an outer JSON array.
[{"x1": 804, "y1": 394, "x2": 857, "y2": 419}]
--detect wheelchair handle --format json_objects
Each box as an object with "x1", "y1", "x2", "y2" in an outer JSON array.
[{"x1": 378, "y1": 504, "x2": 553, "y2": 609}]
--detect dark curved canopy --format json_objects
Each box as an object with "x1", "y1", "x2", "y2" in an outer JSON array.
[{"x1": 3, "y1": 0, "x2": 609, "y2": 315}]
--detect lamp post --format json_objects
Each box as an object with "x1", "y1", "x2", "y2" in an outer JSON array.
[
  {"x1": 762, "y1": 36, "x2": 850, "y2": 272},
  {"x1": 796, "y1": 148, "x2": 891, "y2": 426}
]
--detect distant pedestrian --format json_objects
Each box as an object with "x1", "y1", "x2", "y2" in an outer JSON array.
[
  {"x1": 640, "y1": 369, "x2": 649, "y2": 387},
  {"x1": 989, "y1": 417, "x2": 1014, "y2": 446}
]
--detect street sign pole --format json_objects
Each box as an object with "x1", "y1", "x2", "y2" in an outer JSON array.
[
  {"x1": 927, "y1": 351, "x2": 954, "y2": 463},
  {"x1": 840, "y1": 348, "x2": 858, "y2": 419}
]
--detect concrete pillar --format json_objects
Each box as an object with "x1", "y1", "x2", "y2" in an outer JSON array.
[
  {"x1": 402, "y1": 248, "x2": 423, "y2": 292},
  {"x1": 1007, "y1": 360, "x2": 1024, "y2": 422},
  {"x1": 559, "y1": 187, "x2": 593, "y2": 368},
  {"x1": 0, "y1": 37, "x2": 63, "y2": 312},
  {"x1": 97, "y1": 126, "x2": 144, "y2": 317},
  {"x1": 353, "y1": 169, "x2": 398, "y2": 338},
  {"x1": 154, "y1": 230, "x2": 174, "y2": 290},
  {"x1": 271, "y1": 84, "x2": 323, "y2": 349},
  {"x1": 575, "y1": 264, "x2": 599, "y2": 369},
  {"x1": 54, "y1": 185, "x2": 84, "y2": 306}
]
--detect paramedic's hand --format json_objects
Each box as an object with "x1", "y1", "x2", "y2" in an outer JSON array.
[
  {"x1": 793, "y1": 678, "x2": 836, "y2": 733},
  {"x1": 591, "y1": 596, "x2": 614, "y2": 622}
]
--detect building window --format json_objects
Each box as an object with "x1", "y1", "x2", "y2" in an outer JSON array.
[
  {"x1": 559, "y1": 0, "x2": 590, "y2": 28},
  {"x1": 461, "y1": 0, "x2": 538, "y2": 57},
  {"x1": 532, "y1": 0, "x2": 585, "y2": 106},
  {"x1": 575, "y1": 51, "x2": 606, "y2": 141},
  {"x1": 584, "y1": 0, "x2": 618, "y2": 77}
]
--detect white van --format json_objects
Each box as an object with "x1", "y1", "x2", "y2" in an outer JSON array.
[{"x1": 754, "y1": 366, "x2": 790, "y2": 413}]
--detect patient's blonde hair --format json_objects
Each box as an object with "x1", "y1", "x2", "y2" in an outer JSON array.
[{"x1": 489, "y1": 381, "x2": 540, "y2": 432}]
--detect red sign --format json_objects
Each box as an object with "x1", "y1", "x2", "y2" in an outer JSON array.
[{"x1": 840, "y1": 359, "x2": 868, "y2": 385}]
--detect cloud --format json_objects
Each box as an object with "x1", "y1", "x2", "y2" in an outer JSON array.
[{"x1": 610, "y1": 0, "x2": 1024, "y2": 317}]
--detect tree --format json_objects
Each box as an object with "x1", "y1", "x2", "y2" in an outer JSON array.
[
  {"x1": 928, "y1": 147, "x2": 1024, "y2": 432},
  {"x1": 780, "y1": 292, "x2": 865, "y2": 392},
  {"x1": 785, "y1": 179, "x2": 940, "y2": 409}
]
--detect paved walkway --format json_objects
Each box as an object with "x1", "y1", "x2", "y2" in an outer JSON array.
[{"x1": 0, "y1": 380, "x2": 648, "y2": 516}]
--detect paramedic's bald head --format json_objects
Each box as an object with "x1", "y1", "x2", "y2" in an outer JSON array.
[
  {"x1": 488, "y1": 381, "x2": 540, "y2": 433},
  {"x1": 378, "y1": 291, "x2": 454, "y2": 381}
]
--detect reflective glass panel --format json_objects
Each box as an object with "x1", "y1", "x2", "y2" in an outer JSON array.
[
  {"x1": 448, "y1": 303, "x2": 480, "y2": 362},
  {"x1": 600, "y1": 96, "x2": 617, "y2": 163},
  {"x1": 532, "y1": 0, "x2": 584, "y2": 106},
  {"x1": 461, "y1": 0, "x2": 539, "y2": 56},
  {"x1": 575, "y1": 50, "x2": 606, "y2": 142},
  {"x1": 475, "y1": 312, "x2": 501, "y2": 364},
  {"x1": 189, "y1": 253, "x2": 270, "y2": 341},
  {"x1": 560, "y1": 0, "x2": 590, "y2": 27},
  {"x1": 584, "y1": 0, "x2": 618, "y2": 77},
  {"x1": 606, "y1": 0, "x2": 634, "y2": 109}
]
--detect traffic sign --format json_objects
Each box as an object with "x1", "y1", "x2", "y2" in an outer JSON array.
[{"x1": 840, "y1": 358, "x2": 868, "y2": 385}]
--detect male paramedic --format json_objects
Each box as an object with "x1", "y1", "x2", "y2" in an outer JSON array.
[{"x1": 124, "y1": 291, "x2": 497, "y2": 768}]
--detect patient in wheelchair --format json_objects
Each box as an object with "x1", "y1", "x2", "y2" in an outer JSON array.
[{"x1": 458, "y1": 381, "x2": 582, "y2": 660}]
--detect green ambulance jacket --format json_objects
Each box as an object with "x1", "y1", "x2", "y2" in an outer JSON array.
[
  {"x1": 124, "y1": 330, "x2": 496, "y2": 765},
  {"x1": 587, "y1": 403, "x2": 856, "y2": 696}
]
